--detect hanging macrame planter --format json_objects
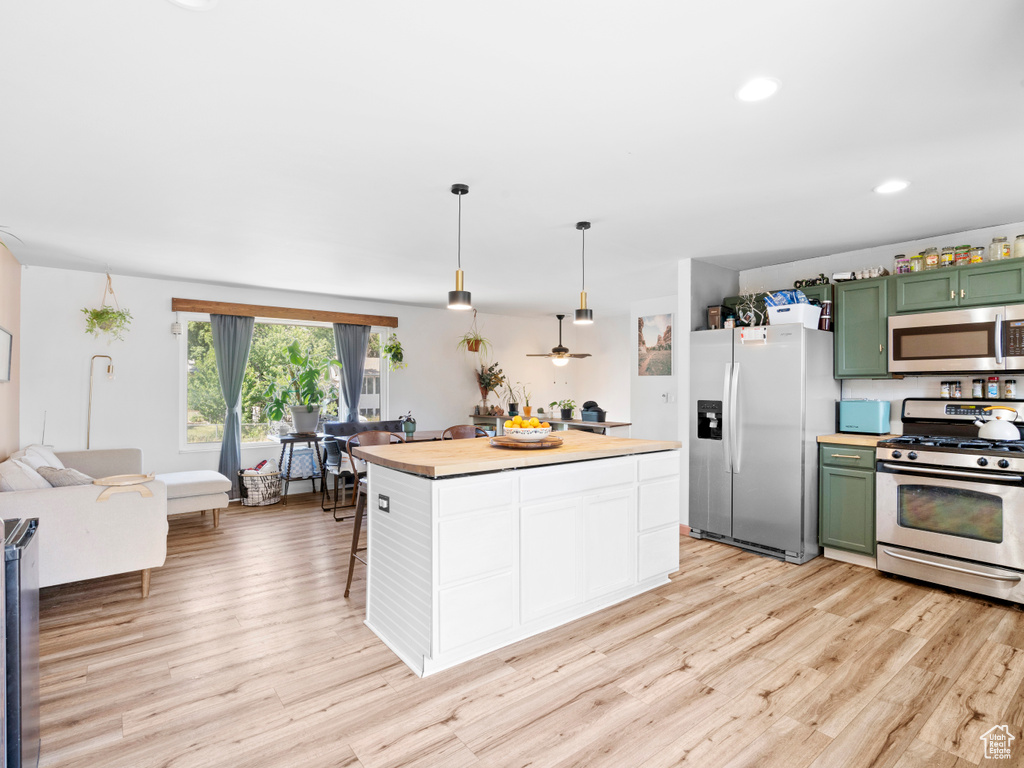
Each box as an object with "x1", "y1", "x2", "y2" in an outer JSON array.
[{"x1": 82, "y1": 273, "x2": 133, "y2": 342}]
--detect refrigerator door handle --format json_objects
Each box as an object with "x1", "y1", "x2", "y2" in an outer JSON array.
[
  {"x1": 722, "y1": 362, "x2": 733, "y2": 472},
  {"x1": 730, "y1": 362, "x2": 741, "y2": 473}
]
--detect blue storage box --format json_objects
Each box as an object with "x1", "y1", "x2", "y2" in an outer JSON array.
[{"x1": 838, "y1": 400, "x2": 890, "y2": 435}]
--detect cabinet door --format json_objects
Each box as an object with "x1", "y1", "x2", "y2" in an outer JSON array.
[
  {"x1": 819, "y1": 466, "x2": 875, "y2": 555},
  {"x1": 834, "y1": 279, "x2": 889, "y2": 378},
  {"x1": 960, "y1": 262, "x2": 1024, "y2": 307},
  {"x1": 800, "y1": 284, "x2": 833, "y2": 305},
  {"x1": 520, "y1": 499, "x2": 581, "y2": 623},
  {"x1": 583, "y1": 490, "x2": 634, "y2": 601},
  {"x1": 894, "y1": 271, "x2": 959, "y2": 313}
]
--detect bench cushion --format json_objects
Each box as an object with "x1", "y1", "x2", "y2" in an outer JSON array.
[{"x1": 155, "y1": 470, "x2": 231, "y2": 499}]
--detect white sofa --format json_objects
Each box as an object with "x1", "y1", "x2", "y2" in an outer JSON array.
[{"x1": 0, "y1": 448, "x2": 168, "y2": 597}]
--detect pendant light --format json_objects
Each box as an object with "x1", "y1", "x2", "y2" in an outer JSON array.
[
  {"x1": 573, "y1": 221, "x2": 593, "y2": 324},
  {"x1": 447, "y1": 183, "x2": 472, "y2": 310}
]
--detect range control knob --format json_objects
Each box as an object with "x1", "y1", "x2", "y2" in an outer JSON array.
[
  {"x1": 891, "y1": 450, "x2": 902, "y2": 459},
  {"x1": 999, "y1": 459, "x2": 1010, "y2": 469},
  {"x1": 908, "y1": 451, "x2": 918, "y2": 460},
  {"x1": 978, "y1": 457, "x2": 989, "y2": 467}
]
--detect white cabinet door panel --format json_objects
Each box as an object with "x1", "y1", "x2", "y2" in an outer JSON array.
[
  {"x1": 438, "y1": 509, "x2": 513, "y2": 586},
  {"x1": 638, "y1": 526, "x2": 680, "y2": 582},
  {"x1": 638, "y1": 478, "x2": 680, "y2": 532},
  {"x1": 584, "y1": 490, "x2": 634, "y2": 600},
  {"x1": 521, "y1": 499, "x2": 581, "y2": 623},
  {"x1": 438, "y1": 572, "x2": 514, "y2": 652}
]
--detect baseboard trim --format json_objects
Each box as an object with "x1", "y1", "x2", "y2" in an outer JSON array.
[{"x1": 823, "y1": 547, "x2": 877, "y2": 570}]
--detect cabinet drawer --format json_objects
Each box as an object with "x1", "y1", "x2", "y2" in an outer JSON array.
[
  {"x1": 638, "y1": 452, "x2": 679, "y2": 482},
  {"x1": 819, "y1": 444, "x2": 875, "y2": 469},
  {"x1": 437, "y1": 475, "x2": 515, "y2": 517}
]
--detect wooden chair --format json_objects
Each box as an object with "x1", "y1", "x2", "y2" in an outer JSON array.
[
  {"x1": 442, "y1": 425, "x2": 490, "y2": 440},
  {"x1": 345, "y1": 478, "x2": 368, "y2": 598},
  {"x1": 346, "y1": 430, "x2": 405, "y2": 513}
]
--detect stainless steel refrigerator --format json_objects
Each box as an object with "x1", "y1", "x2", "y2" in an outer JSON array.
[{"x1": 689, "y1": 324, "x2": 839, "y2": 564}]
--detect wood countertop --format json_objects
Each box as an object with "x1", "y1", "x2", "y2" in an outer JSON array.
[
  {"x1": 817, "y1": 433, "x2": 898, "y2": 447},
  {"x1": 353, "y1": 429, "x2": 681, "y2": 478}
]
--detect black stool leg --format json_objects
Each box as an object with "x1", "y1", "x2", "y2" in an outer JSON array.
[{"x1": 345, "y1": 488, "x2": 367, "y2": 598}]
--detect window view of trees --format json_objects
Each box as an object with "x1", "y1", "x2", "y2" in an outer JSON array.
[{"x1": 186, "y1": 321, "x2": 382, "y2": 444}]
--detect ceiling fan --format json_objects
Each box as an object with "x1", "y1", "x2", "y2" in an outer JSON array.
[{"x1": 527, "y1": 314, "x2": 592, "y2": 366}]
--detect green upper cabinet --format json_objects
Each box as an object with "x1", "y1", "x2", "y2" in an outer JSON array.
[
  {"x1": 799, "y1": 283, "x2": 833, "y2": 305},
  {"x1": 894, "y1": 270, "x2": 959, "y2": 313},
  {"x1": 960, "y1": 261, "x2": 1024, "y2": 306},
  {"x1": 835, "y1": 278, "x2": 889, "y2": 378}
]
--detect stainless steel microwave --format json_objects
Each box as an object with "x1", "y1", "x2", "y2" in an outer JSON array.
[{"x1": 889, "y1": 305, "x2": 1024, "y2": 373}]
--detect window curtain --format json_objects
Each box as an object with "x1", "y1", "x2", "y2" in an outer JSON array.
[
  {"x1": 333, "y1": 323, "x2": 370, "y2": 422},
  {"x1": 211, "y1": 314, "x2": 255, "y2": 499}
]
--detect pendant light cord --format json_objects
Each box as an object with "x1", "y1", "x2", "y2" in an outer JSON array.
[
  {"x1": 457, "y1": 193, "x2": 462, "y2": 270},
  {"x1": 580, "y1": 227, "x2": 586, "y2": 291}
]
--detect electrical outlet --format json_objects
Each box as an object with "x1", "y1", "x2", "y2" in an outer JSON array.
[{"x1": 378, "y1": 494, "x2": 390, "y2": 513}]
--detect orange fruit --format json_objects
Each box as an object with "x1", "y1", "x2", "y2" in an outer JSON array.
[{"x1": 541, "y1": 422, "x2": 550, "y2": 429}]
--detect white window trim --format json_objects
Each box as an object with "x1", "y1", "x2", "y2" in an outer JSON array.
[{"x1": 178, "y1": 314, "x2": 389, "y2": 453}]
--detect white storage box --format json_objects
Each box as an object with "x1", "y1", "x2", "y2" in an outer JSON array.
[{"x1": 767, "y1": 304, "x2": 821, "y2": 329}]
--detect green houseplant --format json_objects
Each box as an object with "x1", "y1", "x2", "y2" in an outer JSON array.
[
  {"x1": 550, "y1": 398, "x2": 576, "y2": 420},
  {"x1": 264, "y1": 341, "x2": 341, "y2": 434},
  {"x1": 372, "y1": 333, "x2": 407, "y2": 371},
  {"x1": 477, "y1": 362, "x2": 505, "y2": 408},
  {"x1": 456, "y1": 310, "x2": 492, "y2": 356},
  {"x1": 82, "y1": 273, "x2": 133, "y2": 342}
]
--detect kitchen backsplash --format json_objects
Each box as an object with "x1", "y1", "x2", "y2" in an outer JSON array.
[{"x1": 843, "y1": 376, "x2": 994, "y2": 434}]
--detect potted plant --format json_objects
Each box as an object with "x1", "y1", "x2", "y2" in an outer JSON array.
[
  {"x1": 82, "y1": 273, "x2": 133, "y2": 342},
  {"x1": 400, "y1": 410, "x2": 416, "y2": 437},
  {"x1": 550, "y1": 399, "x2": 576, "y2": 420},
  {"x1": 504, "y1": 382, "x2": 522, "y2": 417},
  {"x1": 456, "y1": 309, "x2": 492, "y2": 356},
  {"x1": 264, "y1": 341, "x2": 341, "y2": 434},
  {"x1": 371, "y1": 333, "x2": 407, "y2": 371},
  {"x1": 477, "y1": 362, "x2": 505, "y2": 408},
  {"x1": 521, "y1": 384, "x2": 533, "y2": 418}
]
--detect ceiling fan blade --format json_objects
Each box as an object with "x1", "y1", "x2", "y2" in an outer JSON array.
[
  {"x1": 526, "y1": 353, "x2": 553, "y2": 357},
  {"x1": 568, "y1": 353, "x2": 592, "y2": 358}
]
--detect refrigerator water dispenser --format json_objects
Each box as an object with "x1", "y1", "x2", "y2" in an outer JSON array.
[{"x1": 696, "y1": 400, "x2": 723, "y2": 440}]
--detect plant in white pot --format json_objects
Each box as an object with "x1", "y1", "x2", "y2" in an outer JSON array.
[{"x1": 264, "y1": 341, "x2": 341, "y2": 434}]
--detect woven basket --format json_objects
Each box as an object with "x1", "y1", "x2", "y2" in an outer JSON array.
[{"x1": 237, "y1": 471, "x2": 282, "y2": 507}]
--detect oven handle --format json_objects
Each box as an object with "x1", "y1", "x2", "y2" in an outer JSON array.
[
  {"x1": 881, "y1": 548, "x2": 1022, "y2": 583},
  {"x1": 880, "y1": 462, "x2": 1022, "y2": 483}
]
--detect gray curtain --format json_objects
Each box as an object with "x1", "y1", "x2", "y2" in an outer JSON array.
[
  {"x1": 333, "y1": 323, "x2": 370, "y2": 422},
  {"x1": 211, "y1": 314, "x2": 255, "y2": 498}
]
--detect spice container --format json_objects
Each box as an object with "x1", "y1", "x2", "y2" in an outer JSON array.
[
  {"x1": 954, "y1": 245, "x2": 971, "y2": 266},
  {"x1": 910, "y1": 253, "x2": 925, "y2": 272},
  {"x1": 894, "y1": 255, "x2": 911, "y2": 274},
  {"x1": 952, "y1": 380, "x2": 962, "y2": 399},
  {"x1": 988, "y1": 376, "x2": 1001, "y2": 399},
  {"x1": 973, "y1": 379, "x2": 985, "y2": 398},
  {"x1": 939, "y1": 381, "x2": 950, "y2": 399},
  {"x1": 1005, "y1": 379, "x2": 1016, "y2": 399},
  {"x1": 990, "y1": 237, "x2": 1011, "y2": 261},
  {"x1": 970, "y1": 246, "x2": 986, "y2": 264},
  {"x1": 1014, "y1": 235, "x2": 1024, "y2": 260},
  {"x1": 923, "y1": 247, "x2": 940, "y2": 270},
  {"x1": 940, "y1": 247, "x2": 955, "y2": 267}
]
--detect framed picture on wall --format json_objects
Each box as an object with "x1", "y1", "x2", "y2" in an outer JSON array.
[
  {"x1": 0, "y1": 325, "x2": 10, "y2": 382},
  {"x1": 638, "y1": 314, "x2": 672, "y2": 376}
]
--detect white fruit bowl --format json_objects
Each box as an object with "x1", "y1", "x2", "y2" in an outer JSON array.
[{"x1": 502, "y1": 426, "x2": 552, "y2": 442}]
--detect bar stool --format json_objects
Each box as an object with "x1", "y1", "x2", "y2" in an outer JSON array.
[
  {"x1": 345, "y1": 477, "x2": 368, "y2": 598},
  {"x1": 346, "y1": 430, "x2": 404, "y2": 512},
  {"x1": 320, "y1": 437, "x2": 358, "y2": 521}
]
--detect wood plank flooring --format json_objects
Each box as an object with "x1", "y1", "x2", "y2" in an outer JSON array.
[{"x1": 38, "y1": 499, "x2": 1024, "y2": 768}]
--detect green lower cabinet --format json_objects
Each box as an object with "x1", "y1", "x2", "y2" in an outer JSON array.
[{"x1": 819, "y1": 446, "x2": 876, "y2": 556}]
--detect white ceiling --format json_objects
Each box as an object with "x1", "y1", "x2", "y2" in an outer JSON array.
[{"x1": 3, "y1": 0, "x2": 1023, "y2": 317}]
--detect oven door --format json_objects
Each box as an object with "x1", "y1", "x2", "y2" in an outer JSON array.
[
  {"x1": 876, "y1": 462, "x2": 1024, "y2": 571},
  {"x1": 888, "y1": 306, "x2": 1004, "y2": 373}
]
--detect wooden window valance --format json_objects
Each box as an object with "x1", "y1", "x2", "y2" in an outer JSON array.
[{"x1": 170, "y1": 298, "x2": 398, "y2": 328}]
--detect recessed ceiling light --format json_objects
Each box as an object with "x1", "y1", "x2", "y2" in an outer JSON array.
[
  {"x1": 736, "y1": 77, "x2": 780, "y2": 102},
  {"x1": 874, "y1": 179, "x2": 910, "y2": 195},
  {"x1": 165, "y1": 0, "x2": 218, "y2": 9}
]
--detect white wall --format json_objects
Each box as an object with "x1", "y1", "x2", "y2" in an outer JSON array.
[
  {"x1": 576, "y1": 312, "x2": 630, "y2": 423},
  {"x1": 19, "y1": 266, "x2": 608, "y2": 480},
  {"x1": 630, "y1": 294, "x2": 678, "y2": 442}
]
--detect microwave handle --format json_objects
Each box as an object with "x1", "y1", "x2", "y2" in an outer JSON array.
[{"x1": 996, "y1": 313, "x2": 1004, "y2": 365}]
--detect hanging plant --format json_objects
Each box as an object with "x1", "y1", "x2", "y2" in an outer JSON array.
[
  {"x1": 456, "y1": 309, "x2": 492, "y2": 357},
  {"x1": 82, "y1": 273, "x2": 133, "y2": 342},
  {"x1": 371, "y1": 332, "x2": 407, "y2": 371}
]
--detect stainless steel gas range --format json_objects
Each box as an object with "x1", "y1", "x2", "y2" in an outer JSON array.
[{"x1": 876, "y1": 398, "x2": 1024, "y2": 604}]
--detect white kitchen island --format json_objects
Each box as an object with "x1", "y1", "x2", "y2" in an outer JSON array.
[{"x1": 353, "y1": 430, "x2": 682, "y2": 677}]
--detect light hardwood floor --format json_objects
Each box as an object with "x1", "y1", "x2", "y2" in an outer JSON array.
[{"x1": 39, "y1": 498, "x2": 1024, "y2": 768}]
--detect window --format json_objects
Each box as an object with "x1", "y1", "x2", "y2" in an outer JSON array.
[{"x1": 183, "y1": 319, "x2": 385, "y2": 446}]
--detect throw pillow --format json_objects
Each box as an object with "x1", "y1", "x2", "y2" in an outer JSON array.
[
  {"x1": 20, "y1": 444, "x2": 65, "y2": 472},
  {"x1": 0, "y1": 459, "x2": 52, "y2": 492},
  {"x1": 36, "y1": 466, "x2": 94, "y2": 488}
]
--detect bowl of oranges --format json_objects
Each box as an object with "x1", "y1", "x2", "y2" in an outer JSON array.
[{"x1": 502, "y1": 415, "x2": 552, "y2": 442}]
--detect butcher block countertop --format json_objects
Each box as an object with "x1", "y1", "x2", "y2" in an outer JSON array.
[
  {"x1": 817, "y1": 432, "x2": 898, "y2": 447},
  {"x1": 353, "y1": 429, "x2": 681, "y2": 478}
]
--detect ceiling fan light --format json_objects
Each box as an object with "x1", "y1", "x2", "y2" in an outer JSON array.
[{"x1": 552, "y1": 357, "x2": 570, "y2": 367}]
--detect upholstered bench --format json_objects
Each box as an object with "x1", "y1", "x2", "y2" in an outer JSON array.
[{"x1": 155, "y1": 471, "x2": 231, "y2": 527}]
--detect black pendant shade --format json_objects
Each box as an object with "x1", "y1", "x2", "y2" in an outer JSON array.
[
  {"x1": 447, "y1": 183, "x2": 472, "y2": 310},
  {"x1": 573, "y1": 221, "x2": 594, "y2": 324}
]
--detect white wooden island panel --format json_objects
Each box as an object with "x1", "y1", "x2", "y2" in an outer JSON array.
[{"x1": 358, "y1": 431, "x2": 682, "y2": 677}]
